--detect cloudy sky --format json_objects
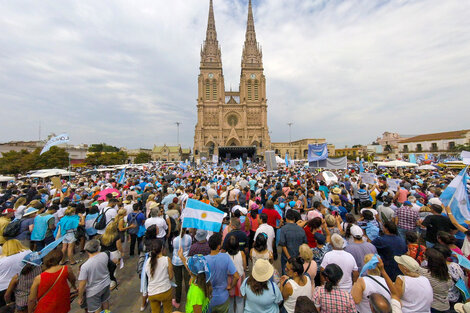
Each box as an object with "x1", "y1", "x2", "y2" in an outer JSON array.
[{"x1": 1, "y1": 0, "x2": 469, "y2": 150}]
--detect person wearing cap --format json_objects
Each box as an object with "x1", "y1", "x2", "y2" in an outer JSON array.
[
  {"x1": 344, "y1": 225, "x2": 377, "y2": 272},
  {"x1": 455, "y1": 302, "x2": 470, "y2": 313},
  {"x1": 0, "y1": 208, "x2": 14, "y2": 246},
  {"x1": 177, "y1": 251, "x2": 212, "y2": 313},
  {"x1": 394, "y1": 254, "x2": 433, "y2": 312},
  {"x1": 240, "y1": 259, "x2": 282, "y2": 313},
  {"x1": 14, "y1": 207, "x2": 38, "y2": 249},
  {"x1": 320, "y1": 233, "x2": 358, "y2": 292},
  {"x1": 188, "y1": 229, "x2": 211, "y2": 257},
  {"x1": 395, "y1": 201, "x2": 419, "y2": 241}
]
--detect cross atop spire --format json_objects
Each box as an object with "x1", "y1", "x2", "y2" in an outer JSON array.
[
  {"x1": 242, "y1": 0, "x2": 262, "y2": 69},
  {"x1": 200, "y1": 0, "x2": 222, "y2": 68}
]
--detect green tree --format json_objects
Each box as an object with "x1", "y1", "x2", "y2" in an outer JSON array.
[
  {"x1": 134, "y1": 152, "x2": 152, "y2": 163},
  {"x1": 85, "y1": 151, "x2": 128, "y2": 166},
  {"x1": 88, "y1": 143, "x2": 119, "y2": 152},
  {"x1": 0, "y1": 147, "x2": 69, "y2": 175}
]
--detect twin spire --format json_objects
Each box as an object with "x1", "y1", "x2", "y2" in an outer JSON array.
[{"x1": 200, "y1": 0, "x2": 263, "y2": 69}]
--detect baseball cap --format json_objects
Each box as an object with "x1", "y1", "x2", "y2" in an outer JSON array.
[
  {"x1": 403, "y1": 201, "x2": 412, "y2": 206},
  {"x1": 350, "y1": 225, "x2": 364, "y2": 238},
  {"x1": 2, "y1": 208, "x2": 14, "y2": 215},
  {"x1": 454, "y1": 302, "x2": 470, "y2": 313}
]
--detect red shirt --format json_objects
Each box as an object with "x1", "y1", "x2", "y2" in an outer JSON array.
[
  {"x1": 262, "y1": 208, "x2": 281, "y2": 228},
  {"x1": 304, "y1": 225, "x2": 317, "y2": 248}
]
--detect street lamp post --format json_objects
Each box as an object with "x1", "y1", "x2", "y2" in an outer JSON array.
[
  {"x1": 287, "y1": 122, "x2": 293, "y2": 145},
  {"x1": 175, "y1": 122, "x2": 181, "y2": 146}
]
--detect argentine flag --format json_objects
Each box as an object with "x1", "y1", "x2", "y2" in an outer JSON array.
[
  {"x1": 359, "y1": 159, "x2": 364, "y2": 173},
  {"x1": 117, "y1": 168, "x2": 126, "y2": 184},
  {"x1": 285, "y1": 153, "x2": 289, "y2": 167},
  {"x1": 440, "y1": 167, "x2": 470, "y2": 224},
  {"x1": 182, "y1": 199, "x2": 224, "y2": 232}
]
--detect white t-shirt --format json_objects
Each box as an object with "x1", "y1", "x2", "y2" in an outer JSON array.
[
  {"x1": 145, "y1": 256, "x2": 172, "y2": 296},
  {"x1": 145, "y1": 217, "x2": 168, "y2": 238},
  {"x1": 96, "y1": 207, "x2": 117, "y2": 235},
  {"x1": 254, "y1": 223, "x2": 275, "y2": 252},
  {"x1": 0, "y1": 250, "x2": 32, "y2": 291},
  {"x1": 320, "y1": 249, "x2": 358, "y2": 291}
]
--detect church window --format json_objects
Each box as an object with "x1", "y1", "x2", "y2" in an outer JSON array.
[
  {"x1": 247, "y1": 80, "x2": 252, "y2": 100},
  {"x1": 205, "y1": 79, "x2": 210, "y2": 99},
  {"x1": 254, "y1": 80, "x2": 259, "y2": 100},
  {"x1": 212, "y1": 80, "x2": 217, "y2": 100}
]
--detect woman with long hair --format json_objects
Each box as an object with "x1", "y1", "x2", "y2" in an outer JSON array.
[
  {"x1": 144, "y1": 240, "x2": 174, "y2": 313},
  {"x1": 171, "y1": 228, "x2": 192, "y2": 309},
  {"x1": 250, "y1": 232, "x2": 273, "y2": 264},
  {"x1": 28, "y1": 249, "x2": 77, "y2": 313},
  {"x1": 299, "y1": 244, "x2": 317, "y2": 286},
  {"x1": 280, "y1": 257, "x2": 312, "y2": 313},
  {"x1": 14, "y1": 197, "x2": 27, "y2": 219},
  {"x1": 312, "y1": 264, "x2": 355, "y2": 313},
  {"x1": 116, "y1": 208, "x2": 133, "y2": 244},
  {"x1": 241, "y1": 259, "x2": 282, "y2": 313},
  {"x1": 225, "y1": 235, "x2": 246, "y2": 313},
  {"x1": 55, "y1": 206, "x2": 82, "y2": 265},
  {"x1": 177, "y1": 251, "x2": 212, "y2": 313},
  {"x1": 419, "y1": 248, "x2": 453, "y2": 313},
  {"x1": 100, "y1": 221, "x2": 123, "y2": 263}
]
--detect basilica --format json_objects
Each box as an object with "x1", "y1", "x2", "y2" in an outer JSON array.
[{"x1": 193, "y1": 0, "x2": 271, "y2": 161}]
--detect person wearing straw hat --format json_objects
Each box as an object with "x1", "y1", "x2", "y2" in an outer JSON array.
[
  {"x1": 241, "y1": 259, "x2": 282, "y2": 313},
  {"x1": 455, "y1": 302, "x2": 470, "y2": 313}
]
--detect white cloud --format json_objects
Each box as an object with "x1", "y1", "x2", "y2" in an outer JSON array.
[{"x1": 0, "y1": 0, "x2": 469, "y2": 149}]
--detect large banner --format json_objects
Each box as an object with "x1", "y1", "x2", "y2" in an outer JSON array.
[
  {"x1": 309, "y1": 157, "x2": 347, "y2": 170},
  {"x1": 387, "y1": 178, "x2": 401, "y2": 192},
  {"x1": 308, "y1": 144, "x2": 328, "y2": 162},
  {"x1": 40, "y1": 133, "x2": 70, "y2": 155},
  {"x1": 265, "y1": 151, "x2": 278, "y2": 171}
]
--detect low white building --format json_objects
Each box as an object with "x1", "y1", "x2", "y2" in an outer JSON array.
[{"x1": 398, "y1": 129, "x2": 470, "y2": 155}]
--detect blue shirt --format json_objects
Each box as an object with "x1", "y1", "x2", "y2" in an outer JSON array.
[
  {"x1": 161, "y1": 194, "x2": 176, "y2": 211},
  {"x1": 372, "y1": 234, "x2": 407, "y2": 280},
  {"x1": 241, "y1": 277, "x2": 282, "y2": 313},
  {"x1": 205, "y1": 253, "x2": 237, "y2": 307},
  {"x1": 171, "y1": 235, "x2": 192, "y2": 266}
]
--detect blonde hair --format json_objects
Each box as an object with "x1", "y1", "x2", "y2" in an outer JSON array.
[
  {"x1": 117, "y1": 208, "x2": 127, "y2": 220},
  {"x1": 64, "y1": 206, "x2": 76, "y2": 216},
  {"x1": 147, "y1": 194, "x2": 155, "y2": 202},
  {"x1": 1, "y1": 239, "x2": 28, "y2": 257},
  {"x1": 27, "y1": 200, "x2": 41, "y2": 209},
  {"x1": 101, "y1": 222, "x2": 118, "y2": 246},
  {"x1": 363, "y1": 254, "x2": 381, "y2": 276},
  {"x1": 420, "y1": 206, "x2": 431, "y2": 213},
  {"x1": 299, "y1": 244, "x2": 313, "y2": 262},
  {"x1": 325, "y1": 214, "x2": 336, "y2": 227},
  {"x1": 14, "y1": 197, "x2": 26, "y2": 209}
]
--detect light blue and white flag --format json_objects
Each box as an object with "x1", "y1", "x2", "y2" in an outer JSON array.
[
  {"x1": 408, "y1": 154, "x2": 417, "y2": 164},
  {"x1": 285, "y1": 153, "x2": 289, "y2": 167},
  {"x1": 360, "y1": 254, "x2": 380, "y2": 276},
  {"x1": 182, "y1": 199, "x2": 224, "y2": 232},
  {"x1": 457, "y1": 254, "x2": 470, "y2": 270},
  {"x1": 456, "y1": 278, "x2": 470, "y2": 300},
  {"x1": 40, "y1": 133, "x2": 70, "y2": 155},
  {"x1": 179, "y1": 161, "x2": 188, "y2": 171},
  {"x1": 308, "y1": 144, "x2": 328, "y2": 162},
  {"x1": 236, "y1": 158, "x2": 243, "y2": 171},
  {"x1": 117, "y1": 168, "x2": 127, "y2": 184},
  {"x1": 440, "y1": 167, "x2": 470, "y2": 224},
  {"x1": 359, "y1": 160, "x2": 364, "y2": 173}
]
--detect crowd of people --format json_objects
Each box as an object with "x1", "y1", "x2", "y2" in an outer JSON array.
[{"x1": 0, "y1": 162, "x2": 469, "y2": 313}]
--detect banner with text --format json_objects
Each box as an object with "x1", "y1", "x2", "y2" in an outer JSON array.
[
  {"x1": 308, "y1": 143, "x2": 328, "y2": 162},
  {"x1": 360, "y1": 173, "x2": 377, "y2": 185}
]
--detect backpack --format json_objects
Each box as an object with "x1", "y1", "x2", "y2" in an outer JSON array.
[
  {"x1": 3, "y1": 219, "x2": 22, "y2": 238},
  {"x1": 128, "y1": 213, "x2": 139, "y2": 235},
  {"x1": 94, "y1": 208, "x2": 110, "y2": 231},
  {"x1": 165, "y1": 215, "x2": 178, "y2": 235}
]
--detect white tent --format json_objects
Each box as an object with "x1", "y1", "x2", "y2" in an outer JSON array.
[
  {"x1": 275, "y1": 156, "x2": 286, "y2": 164},
  {"x1": 376, "y1": 160, "x2": 418, "y2": 168},
  {"x1": 29, "y1": 169, "x2": 76, "y2": 178},
  {"x1": 0, "y1": 176, "x2": 15, "y2": 182},
  {"x1": 417, "y1": 164, "x2": 437, "y2": 170}
]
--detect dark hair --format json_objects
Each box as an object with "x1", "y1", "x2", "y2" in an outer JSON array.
[
  {"x1": 425, "y1": 248, "x2": 449, "y2": 281},
  {"x1": 345, "y1": 213, "x2": 356, "y2": 224},
  {"x1": 246, "y1": 275, "x2": 268, "y2": 295},
  {"x1": 362, "y1": 210, "x2": 374, "y2": 221},
  {"x1": 361, "y1": 200, "x2": 372, "y2": 208},
  {"x1": 265, "y1": 200, "x2": 274, "y2": 209},
  {"x1": 322, "y1": 264, "x2": 343, "y2": 292},
  {"x1": 288, "y1": 256, "x2": 305, "y2": 276},
  {"x1": 313, "y1": 201, "x2": 321, "y2": 209},
  {"x1": 437, "y1": 231, "x2": 456, "y2": 245},
  {"x1": 307, "y1": 217, "x2": 322, "y2": 230},
  {"x1": 432, "y1": 243, "x2": 452, "y2": 259},
  {"x1": 195, "y1": 272, "x2": 212, "y2": 299},
  {"x1": 345, "y1": 223, "x2": 354, "y2": 239},
  {"x1": 226, "y1": 235, "x2": 239, "y2": 256},
  {"x1": 43, "y1": 249, "x2": 64, "y2": 269},
  {"x1": 430, "y1": 204, "x2": 443, "y2": 214},
  {"x1": 133, "y1": 202, "x2": 140, "y2": 211},
  {"x1": 295, "y1": 296, "x2": 319, "y2": 313},
  {"x1": 285, "y1": 209, "x2": 297, "y2": 221},
  {"x1": 259, "y1": 213, "x2": 268, "y2": 224},
  {"x1": 254, "y1": 233, "x2": 268, "y2": 252},
  {"x1": 405, "y1": 231, "x2": 418, "y2": 244},
  {"x1": 383, "y1": 220, "x2": 398, "y2": 235},
  {"x1": 149, "y1": 240, "x2": 163, "y2": 277},
  {"x1": 208, "y1": 233, "x2": 222, "y2": 250}
]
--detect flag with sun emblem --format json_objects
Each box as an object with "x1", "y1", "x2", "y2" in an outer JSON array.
[{"x1": 181, "y1": 199, "x2": 225, "y2": 232}]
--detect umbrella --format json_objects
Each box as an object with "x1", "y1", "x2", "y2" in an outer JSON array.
[
  {"x1": 183, "y1": 172, "x2": 191, "y2": 178},
  {"x1": 0, "y1": 176, "x2": 15, "y2": 182},
  {"x1": 375, "y1": 160, "x2": 418, "y2": 168},
  {"x1": 98, "y1": 188, "x2": 121, "y2": 200},
  {"x1": 417, "y1": 164, "x2": 437, "y2": 170}
]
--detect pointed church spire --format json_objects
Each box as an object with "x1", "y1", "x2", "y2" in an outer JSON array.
[
  {"x1": 201, "y1": 0, "x2": 222, "y2": 68},
  {"x1": 242, "y1": 0, "x2": 262, "y2": 68}
]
